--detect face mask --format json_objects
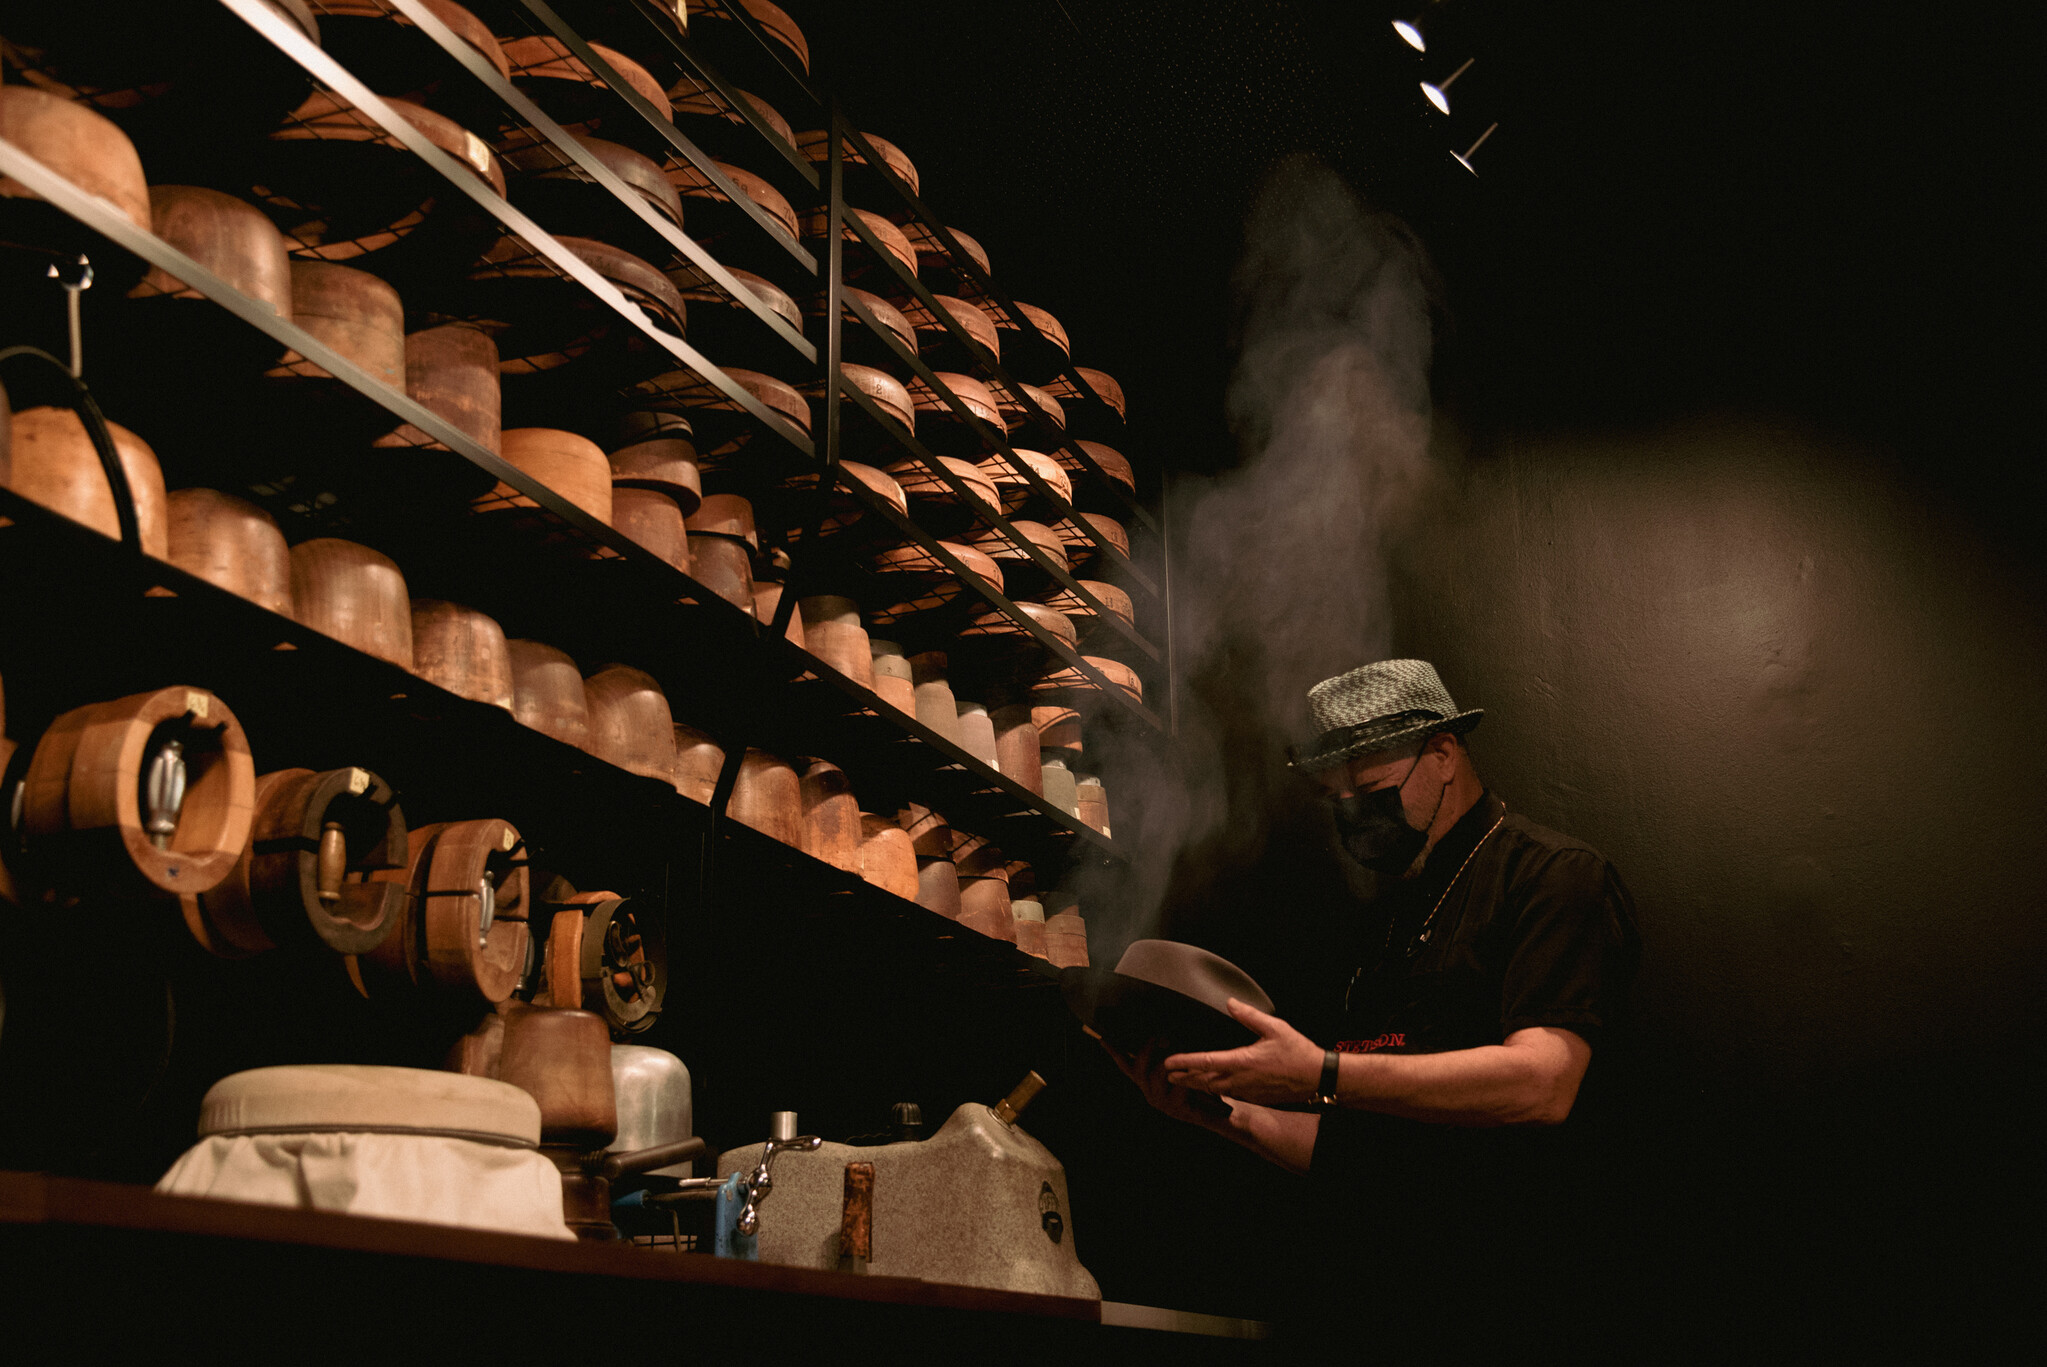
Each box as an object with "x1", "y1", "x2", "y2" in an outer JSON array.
[{"x1": 1329, "y1": 751, "x2": 1439, "y2": 875}]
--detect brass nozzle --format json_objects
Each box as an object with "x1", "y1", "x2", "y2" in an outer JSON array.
[{"x1": 992, "y1": 1071, "x2": 1047, "y2": 1127}]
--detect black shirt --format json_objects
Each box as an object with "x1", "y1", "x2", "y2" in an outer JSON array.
[
  {"x1": 1327, "y1": 790, "x2": 1639, "y2": 1059},
  {"x1": 1302, "y1": 791, "x2": 1640, "y2": 1324}
]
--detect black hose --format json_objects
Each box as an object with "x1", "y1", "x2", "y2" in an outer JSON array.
[{"x1": 0, "y1": 345, "x2": 142, "y2": 552}]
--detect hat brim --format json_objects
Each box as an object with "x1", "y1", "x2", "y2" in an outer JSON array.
[
  {"x1": 1289, "y1": 708, "x2": 1484, "y2": 773},
  {"x1": 1060, "y1": 967, "x2": 1259, "y2": 1056}
]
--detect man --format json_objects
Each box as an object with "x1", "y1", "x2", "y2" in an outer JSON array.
[{"x1": 1108, "y1": 660, "x2": 1639, "y2": 1344}]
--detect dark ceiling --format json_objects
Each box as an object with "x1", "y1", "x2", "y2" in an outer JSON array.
[{"x1": 781, "y1": 0, "x2": 2037, "y2": 513}]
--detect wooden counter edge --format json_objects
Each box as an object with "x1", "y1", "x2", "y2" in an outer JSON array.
[{"x1": 0, "y1": 1171, "x2": 1100, "y2": 1323}]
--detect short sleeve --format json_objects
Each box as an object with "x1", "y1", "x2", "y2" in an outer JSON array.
[{"x1": 1498, "y1": 848, "x2": 1639, "y2": 1045}]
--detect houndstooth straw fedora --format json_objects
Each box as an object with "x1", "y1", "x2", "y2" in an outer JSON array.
[{"x1": 1288, "y1": 659, "x2": 1484, "y2": 772}]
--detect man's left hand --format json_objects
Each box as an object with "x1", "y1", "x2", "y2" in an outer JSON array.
[{"x1": 1163, "y1": 999, "x2": 1324, "y2": 1106}]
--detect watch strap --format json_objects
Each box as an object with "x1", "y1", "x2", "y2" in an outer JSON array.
[{"x1": 1317, "y1": 1047, "x2": 1340, "y2": 1108}]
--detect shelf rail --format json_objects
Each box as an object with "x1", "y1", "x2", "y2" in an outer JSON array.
[
  {"x1": 224, "y1": 0, "x2": 815, "y2": 431},
  {"x1": 506, "y1": 0, "x2": 819, "y2": 274}
]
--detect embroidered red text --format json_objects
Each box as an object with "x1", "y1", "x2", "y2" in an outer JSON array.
[{"x1": 1336, "y1": 1033, "x2": 1406, "y2": 1053}]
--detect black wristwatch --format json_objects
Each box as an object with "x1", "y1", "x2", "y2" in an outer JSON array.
[{"x1": 1316, "y1": 1047, "x2": 1341, "y2": 1109}]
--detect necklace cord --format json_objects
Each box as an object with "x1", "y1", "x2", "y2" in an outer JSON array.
[{"x1": 1344, "y1": 813, "x2": 1506, "y2": 1014}]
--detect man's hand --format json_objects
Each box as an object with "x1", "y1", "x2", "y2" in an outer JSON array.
[
  {"x1": 1162, "y1": 999, "x2": 1323, "y2": 1106},
  {"x1": 1096, "y1": 1034, "x2": 1233, "y2": 1129}
]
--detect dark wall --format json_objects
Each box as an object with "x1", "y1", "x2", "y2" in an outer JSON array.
[
  {"x1": 1391, "y1": 419, "x2": 2047, "y2": 1339},
  {"x1": 777, "y1": 2, "x2": 2044, "y2": 1340}
]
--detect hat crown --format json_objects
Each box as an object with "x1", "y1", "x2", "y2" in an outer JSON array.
[{"x1": 1307, "y1": 659, "x2": 1460, "y2": 735}]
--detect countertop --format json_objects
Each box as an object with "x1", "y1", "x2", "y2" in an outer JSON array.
[{"x1": 0, "y1": 1172, "x2": 1268, "y2": 1356}]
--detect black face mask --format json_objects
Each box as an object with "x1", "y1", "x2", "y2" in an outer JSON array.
[{"x1": 1329, "y1": 751, "x2": 1442, "y2": 875}]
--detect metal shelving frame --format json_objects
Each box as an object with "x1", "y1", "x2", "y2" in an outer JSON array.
[
  {"x1": 0, "y1": 0, "x2": 1172, "y2": 986},
  {"x1": 0, "y1": 486, "x2": 1057, "y2": 989}
]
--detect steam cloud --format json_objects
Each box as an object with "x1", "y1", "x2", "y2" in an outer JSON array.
[{"x1": 1089, "y1": 155, "x2": 1439, "y2": 948}]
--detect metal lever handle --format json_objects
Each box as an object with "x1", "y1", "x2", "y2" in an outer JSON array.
[
  {"x1": 598, "y1": 1136, "x2": 708, "y2": 1182},
  {"x1": 735, "y1": 1134, "x2": 821, "y2": 1237}
]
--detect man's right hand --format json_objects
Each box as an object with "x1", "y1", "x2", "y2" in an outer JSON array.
[{"x1": 1097, "y1": 1033, "x2": 1235, "y2": 1130}]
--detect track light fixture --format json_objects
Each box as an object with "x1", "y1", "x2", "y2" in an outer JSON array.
[
  {"x1": 1421, "y1": 57, "x2": 1473, "y2": 115},
  {"x1": 1452, "y1": 122, "x2": 1498, "y2": 176},
  {"x1": 1392, "y1": 0, "x2": 1445, "y2": 53}
]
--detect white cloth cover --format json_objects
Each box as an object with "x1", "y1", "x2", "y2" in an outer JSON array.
[
  {"x1": 157, "y1": 1131, "x2": 575, "y2": 1241},
  {"x1": 156, "y1": 1065, "x2": 570, "y2": 1240},
  {"x1": 196, "y1": 1064, "x2": 542, "y2": 1143}
]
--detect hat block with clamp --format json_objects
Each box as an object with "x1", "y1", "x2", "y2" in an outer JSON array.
[{"x1": 496, "y1": 1003, "x2": 706, "y2": 1240}]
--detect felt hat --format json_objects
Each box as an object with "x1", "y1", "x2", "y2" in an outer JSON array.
[
  {"x1": 1061, "y1": 939, "x2": 1274, "y2": 1055},
  {"x1": 1288, "y1": 658, "x2": 1483, "y2": 773}
]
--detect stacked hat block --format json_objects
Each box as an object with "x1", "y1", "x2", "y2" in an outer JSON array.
[
  {"x1": 0, "y1": 0, "x2": 1150, "y2": 1175},
  {"x1": 0, "y1": 394, "x2": 1103, "y2": 957}
]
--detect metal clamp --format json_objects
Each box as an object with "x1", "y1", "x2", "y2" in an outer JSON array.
[{"x1": 735, "y1": 1132, "x2": 822, "y2": 1237}]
